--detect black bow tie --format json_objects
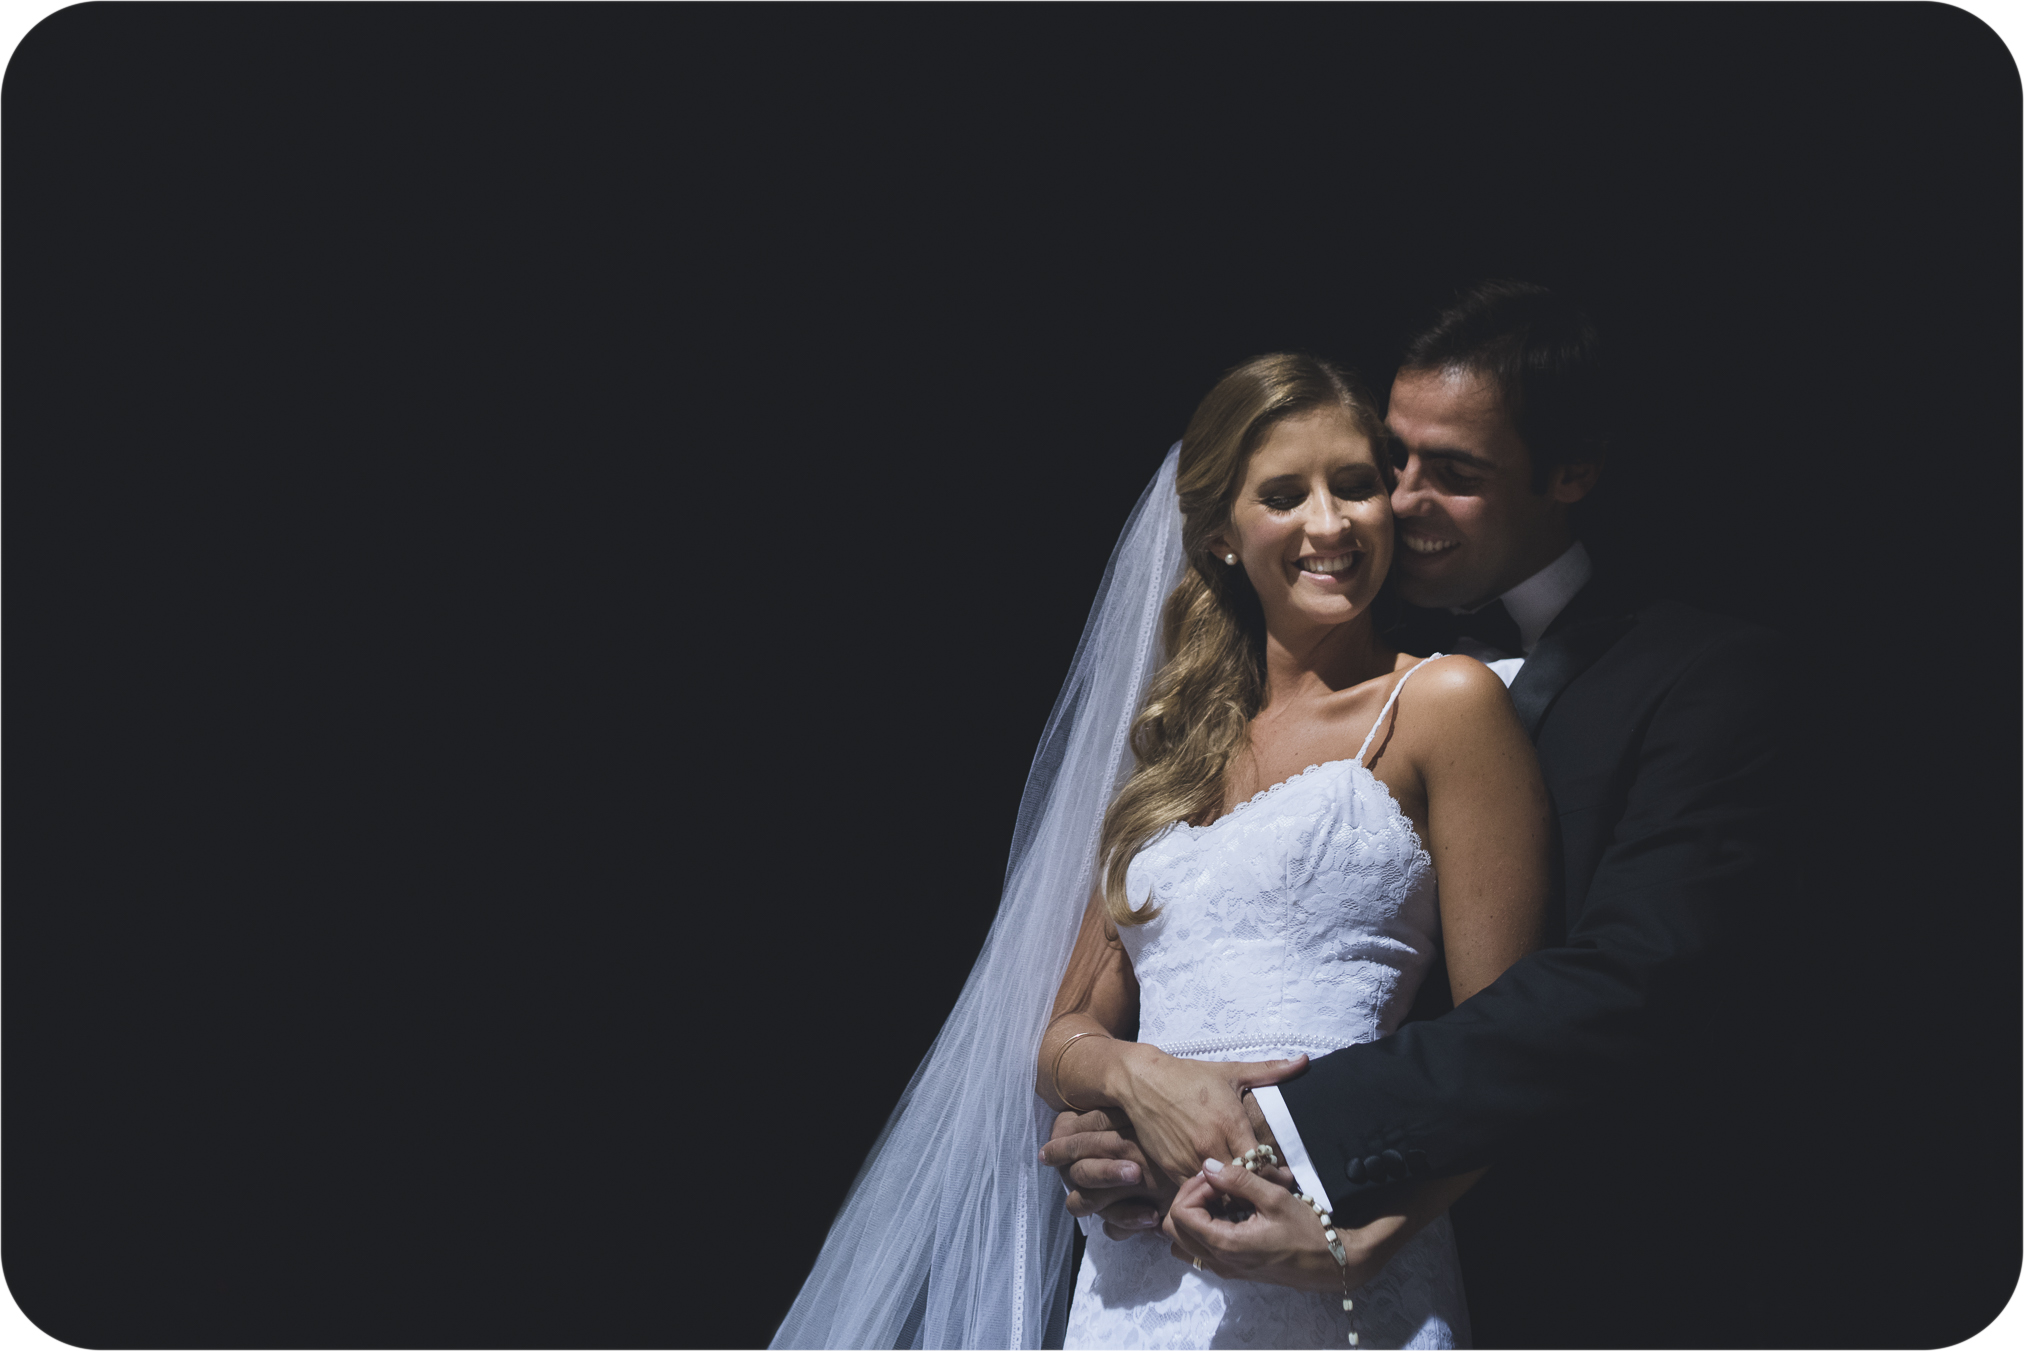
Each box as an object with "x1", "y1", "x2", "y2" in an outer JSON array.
[{"x1": 1436, "y1": 600, "x2": 1523, "y2": 658}]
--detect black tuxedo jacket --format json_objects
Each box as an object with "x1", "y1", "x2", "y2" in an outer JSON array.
[{"x1": 1278, "y1": 571, "x2": 1787, "y2": 1211}]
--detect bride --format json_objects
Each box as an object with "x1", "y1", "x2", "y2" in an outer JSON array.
[
  {"x1": 772, "y1": 355, "x2": 1550, "y2": 1351},
  {"x1": 1040, "y1": 355, "x2": 1548, "y2": 1348}
]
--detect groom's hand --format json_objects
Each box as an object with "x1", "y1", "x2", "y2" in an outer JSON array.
[
  {"x1": 1240, "y1": 1088, "x2": 1279, "y2": 1154},
  {"x1": 1041, "y1": 1108, "x2": 1174, "y2": 1238}
]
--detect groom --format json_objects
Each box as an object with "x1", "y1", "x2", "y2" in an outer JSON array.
[{"x1": 1045, "y1": 281, "x2": 1786, "y2": 1347}]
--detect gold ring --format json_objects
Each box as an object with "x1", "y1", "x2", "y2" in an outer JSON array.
[{"x1": 1192, "y1": 1257, "x2": 1203, "y2": 1271}]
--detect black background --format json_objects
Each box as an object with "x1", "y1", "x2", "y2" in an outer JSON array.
[{"x1": 6, "y1": 4, "x2": 2018, "y2": 1348}]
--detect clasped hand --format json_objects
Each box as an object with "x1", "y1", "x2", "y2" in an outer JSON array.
[
  {"x1": 1036, "y1": 1053, "x2": 1303, "y2": 1239},
  {"x1": 1110, "y1": 1049, "x2": 1304, "y2": 1194},
  {"x1": 1041, "y1": 1053, "x2": 1407, "y2": 1292},
  {"x1": 1046, "y1": 1123, "x2": 1397, "y2": 1292},
  {"x1": 1164, "y1": 1158, "x2": 1397, "y2": 1292},
  {"x1": 1040, "y1": 1107, "x2": 1171, "y2": 1237},
  {"x1": 1039, "y1": 1051, "x2": 1302, "y2": 1237}
]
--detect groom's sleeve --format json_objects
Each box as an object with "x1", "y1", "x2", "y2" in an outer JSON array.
[{"x1": 1277, "y1": 622, "x2": 1786, "y2": 1202}]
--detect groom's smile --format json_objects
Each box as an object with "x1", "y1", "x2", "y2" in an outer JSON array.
[
  {"x1": 1393, "y1": 524, "x2": 1464, "y2": 587},
  {"x1": 1384, "y1": 367, "x2": 1591, "y2": 612},
  {"x1": 1397, "y1": 530, "x2": 1459, "y2": 557}
]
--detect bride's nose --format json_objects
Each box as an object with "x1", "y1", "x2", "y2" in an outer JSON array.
[{"x1": 1306, "y1": 496, "x2": 1352, "y2": 540}]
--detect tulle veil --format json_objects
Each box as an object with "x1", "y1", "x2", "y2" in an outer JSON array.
[{"x1": 771, "y1": 446, "x2": 1187, "y2": 1349}]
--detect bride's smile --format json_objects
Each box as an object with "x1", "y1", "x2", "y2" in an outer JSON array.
[
  {"x1": 1210, "y1": 406, "x2": 1394, "y2": 639},
  {"x1": 1294, "y1": 548, "x2": 1362, "y2": 583}
]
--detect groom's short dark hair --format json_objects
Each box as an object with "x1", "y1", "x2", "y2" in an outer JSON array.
[{"x1": 1398, "y1": 280, "x2": 1608, "y2": 492}]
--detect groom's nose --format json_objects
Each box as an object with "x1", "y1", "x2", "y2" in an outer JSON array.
[{"x1": 1391, "y1": 459, "x2": 1433, "y2": 517}]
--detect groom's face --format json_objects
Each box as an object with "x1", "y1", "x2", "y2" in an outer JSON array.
[{"x1": 1386, "y1": 367, "x2": 1578, "y2": 611}]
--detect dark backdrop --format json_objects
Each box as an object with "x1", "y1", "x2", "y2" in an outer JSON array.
[{"x1": 7, "y1": 5, "x2": 2018, "y2": 1348}]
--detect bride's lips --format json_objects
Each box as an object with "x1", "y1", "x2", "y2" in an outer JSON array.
[{"x1": 1291, "y1": 550, "x2": 1363, "y2": 585}]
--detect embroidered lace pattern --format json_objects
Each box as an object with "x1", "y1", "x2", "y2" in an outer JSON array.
[{"x1": 1064, "y1": 663, "x2": 1471, "y2": 1348}]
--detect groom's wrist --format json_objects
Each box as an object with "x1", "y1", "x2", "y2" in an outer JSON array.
[{"x1": 1241, "y1": 1090, "x2": 1279, "y2": 1151}]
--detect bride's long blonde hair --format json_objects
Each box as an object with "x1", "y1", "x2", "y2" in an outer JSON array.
[{"x1": 1097, "y1": 353, "x2": 1392, "y2": 927}]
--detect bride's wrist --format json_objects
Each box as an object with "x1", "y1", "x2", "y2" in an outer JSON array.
[{"x1": 1103, "y1": 1041, "x2": 1167, "y2": 1109}]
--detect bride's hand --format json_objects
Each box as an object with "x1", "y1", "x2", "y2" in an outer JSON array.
[
  {"x1": 1165, "y1": 1158, "x2": 1397, "y2": 1293},
  {"x1": 1110, "y1": 1048, "x2": 1307, "y2": 1188}
]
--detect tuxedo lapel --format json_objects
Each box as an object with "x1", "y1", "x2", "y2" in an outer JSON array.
[{"x1": 1508, "y1": 579, "x2": 1637, "y2": 741}]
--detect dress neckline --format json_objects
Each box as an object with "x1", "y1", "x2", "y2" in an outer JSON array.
[
  {"x1": 1171, "y1": 756, "x2": 1431, "y2": 866},
  {"x1": 1192, "y1": 756, "x2": 1361, "y2": 828}
]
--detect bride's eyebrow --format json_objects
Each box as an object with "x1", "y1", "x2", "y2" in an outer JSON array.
[{"x1": 1254, "y1": 465, "x2": 1379, "y2": 490}]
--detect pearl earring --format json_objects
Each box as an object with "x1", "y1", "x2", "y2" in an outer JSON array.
[{"x1": 1223, "y1": 553, "x2": 1238, "y2": 566}]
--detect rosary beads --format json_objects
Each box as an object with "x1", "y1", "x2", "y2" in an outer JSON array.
[
  {"x1": 1233, "y1": 1143, "x2": 1279, "y2": 1171},
  {"x1": 1231, "y1": 1146, "x2": 1360, "y2": 1347},
  {"x1": 1290, "y1": 1187, "x2": 1358, "y2": 1345}
]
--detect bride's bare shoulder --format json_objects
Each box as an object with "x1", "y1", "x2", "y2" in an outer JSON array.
[{"x1": 1393, "y1": 653, "x2": 1514, "y2": 724}]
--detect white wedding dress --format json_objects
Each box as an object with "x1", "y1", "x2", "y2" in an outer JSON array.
[{"x1": 1064, "y1": 658, "x2": 1472, "y2": 1350}]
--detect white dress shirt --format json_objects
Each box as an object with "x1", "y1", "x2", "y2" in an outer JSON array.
[
  {"x1": 1249, "y1": 540, "x2": 1593, "y2": 1210},
  {"x1": 1444, "y1": 540, "x2": 1593, "y2": 686}
]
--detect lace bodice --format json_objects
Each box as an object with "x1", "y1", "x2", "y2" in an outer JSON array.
[
  {"x1": 1118, "y1": 753, "x2": 1438, "y2": 1064},
  {"x1": 1065, "y1": 658, "x2": 1469, "y2": 1349}
]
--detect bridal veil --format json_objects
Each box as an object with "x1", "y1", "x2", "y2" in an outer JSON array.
[{"x1": 772, "y1": 446, "x2": 1186, "y2": 1349}]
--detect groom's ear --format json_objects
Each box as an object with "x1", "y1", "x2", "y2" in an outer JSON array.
[{"x1": 1547, "y1": 458, "x2": 1602, "y2": 505}]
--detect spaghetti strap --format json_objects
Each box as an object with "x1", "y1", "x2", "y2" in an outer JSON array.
[{"x1": 1355, "y1": 653, "x2": 1443, "y2": 766}]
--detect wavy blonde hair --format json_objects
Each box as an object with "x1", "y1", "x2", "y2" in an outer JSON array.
[{"x1": 1098, "y1": 353, "x2": 1392, "y2": 927}]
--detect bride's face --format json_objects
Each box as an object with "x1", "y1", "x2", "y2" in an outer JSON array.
[{"x1": 1211, "y1": 406, "x2": 1392, "y2": 637}]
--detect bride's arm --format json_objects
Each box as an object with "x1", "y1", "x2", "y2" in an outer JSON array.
[
  {"x1": 1415, "y1": 655, "x2": 1552, "y2": 1006},
  {"x1": 1038, "y1": 888, "x2": 1305, "y2": 1188},
  {"x1": 1035, "y1": 892, "x2": 1184, "y2": 1221},
  {"x1": 1036, "y1": 886, "x2": 1140, "y2": 1101},
  {"x1": 1328, "y1": 655, "x2": 1550, "y2": 1218}
]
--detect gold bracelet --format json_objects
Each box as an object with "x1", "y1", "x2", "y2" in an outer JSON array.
[{"x1": 1050, "y1": 1030, "x2": 1109, "y2": 1112}]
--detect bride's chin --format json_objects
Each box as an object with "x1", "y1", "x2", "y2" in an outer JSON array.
[
  {"x1": 1269, "y1": 600, "x2": 1371, "y2": 636},
  {"x1": 1301, "y1": 589, "x2": 1372, "y2": 616}
]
